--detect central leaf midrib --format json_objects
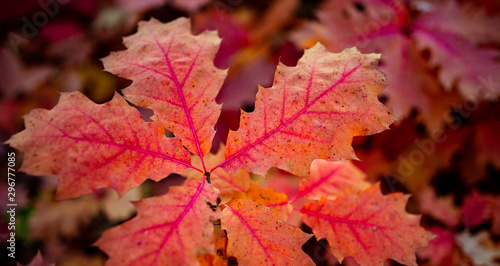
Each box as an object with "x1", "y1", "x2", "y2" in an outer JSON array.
[{"x1": 153, "y1": 33, "x2": 207, "y2": 172}]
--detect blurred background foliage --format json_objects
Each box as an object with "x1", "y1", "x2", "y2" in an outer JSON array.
[{"x1": 1, "y1": 0, "x2": 499, "y2": 265}]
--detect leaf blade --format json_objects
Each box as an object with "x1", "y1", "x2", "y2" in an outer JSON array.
[
  {"x1": 6, "y1": 92, "x2": 192, "y2": 199},
  {"x1": 96, "y1": 179, "x2": 220, "y2": 265},
  {"x1": 102, "y1": 17, "x2": 226, "y2": 159},
  {"x1": 219, "y1": 43, "x2": 394, "y2": 177},
  {"x1": 301, "y1": 183, "x2": 432, "y2": 266},
  {"x1": 297, "y1": 159, "x2": 370, "y2": 201},
  {"x1": 221, "y1": 199, "x2": 314, "y2": 265}
]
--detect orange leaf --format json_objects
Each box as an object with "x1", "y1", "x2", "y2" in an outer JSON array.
[
  {"x1": 301, "y1": 183, "x2": 432, "y2": 266},
  {"x1": 221, "y1": 199, "x2": 314, "y2": 265},
  {"x1": 232, "y1": 183, "x2": 292, "y2": 221},
  {"x1": 218, "y1": 44, "x2": 394, "y2": 178},
  {"x1": 297, "y1": 159, "x2": 370, "y2": 201},
  {"x1": 95, "y1": 179, "x2": 220, "y2": 265},
  {"x1": 102, "y1": 17, "x2": 226, "y2": 159},
  {"x1": 5, "y1": 92, "x2": 191, "y2": 199}
]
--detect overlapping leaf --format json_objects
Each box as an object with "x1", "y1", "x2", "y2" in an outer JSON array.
[
  {"x1": 301, "y1": 183, "x2": 432, "y2": 266},
  {"x1": 95, "y1": 179, "x2": 220, "y2": 265},
  {"x1": 6, "y1": 92, "x2": 191, "y2": 199},
  {"x1": 102, "y1": 17, "x2": 226, "y2": 158},
  {"x1": 413, "y1": 29, "x2": 500, "y2": 100},
  {"x1": 297, "y1": 159, "x2": 370, "y2": 201},
  {"x1": 221, "y1": 199, "x2": 313, "y2": 265},
  {"x1": 231, "y1": 183, "x2": 291, "y2": 221},
  {"x1": 220, "y1": 43, "x2": 394, "y2": 178}
]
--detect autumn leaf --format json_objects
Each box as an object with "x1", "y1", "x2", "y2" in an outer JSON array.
[
  {"x1": 294, "y1": 0, "x2": 420, "y2": 122},
  {"x1": 295, "y1": 159, "x2": 370, "y2": 201},
  {"x1": 412, "y1": 1, "x2": 500, "y2": 100},
  {"x1": 184, "y1": 144, "x2": 251, "y2": 202},
  {"x1": 6, "y1": 92, "x2": 191, "y2": 199},
  {"x1": 414, "y1": 0, "x2": 500, "y2": 44},
  {"x1": 95, "y1": 179, "x2": 220, "y2": 265},
  {"x1": 221, "y1": 199, "x2": 314, "y2": 265},
  {"x1": 102, "y1": 17, "x2": 227, "y2": 159},
  {"x1": 219, "y1": 43, "x2": 394, "y2": 178},
  {"x1": 301, "y1": 183, "x2": 432, "y2": 266},
  {"x1": 413, "y1": 29, "x2": 500, "y2": 101},
  {"x1": 232, "y1": 183, "x2": 292, "y2": 221}
]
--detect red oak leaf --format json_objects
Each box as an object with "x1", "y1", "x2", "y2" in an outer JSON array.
[
  {"x1": 219, "y1": 43, "x2": 394, "y2": 178},
  {"x1": 295, "y1": 0, "x2": 420, "y2": 122},
  {"x1": 413, "y1": 1, "x2": 500, "y2": 44},
  {"x1": 411, "y1": 1, "x2": 500, "y2": 101},
  {"x1": 102, "y1": 17, "x2": 227, "y2": 160},
  {"x1": 221, "y1": 199, "x2": 314, "y2": 265},
  {"x1": 6, "y1": 92, "x2": 191, "y2": 199},
  {"x1": 95, "y1": 179, "x2": 220, "y2": 265},
  {"x1": 296, "y1": 159, "x2": 370, "y2": 201},
  {"x1": 412, "y1": 29, "x2": 500, "y2": 101},
  {"x1": 301, "y1": 183, "x2": 432, "y2": 266}
]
